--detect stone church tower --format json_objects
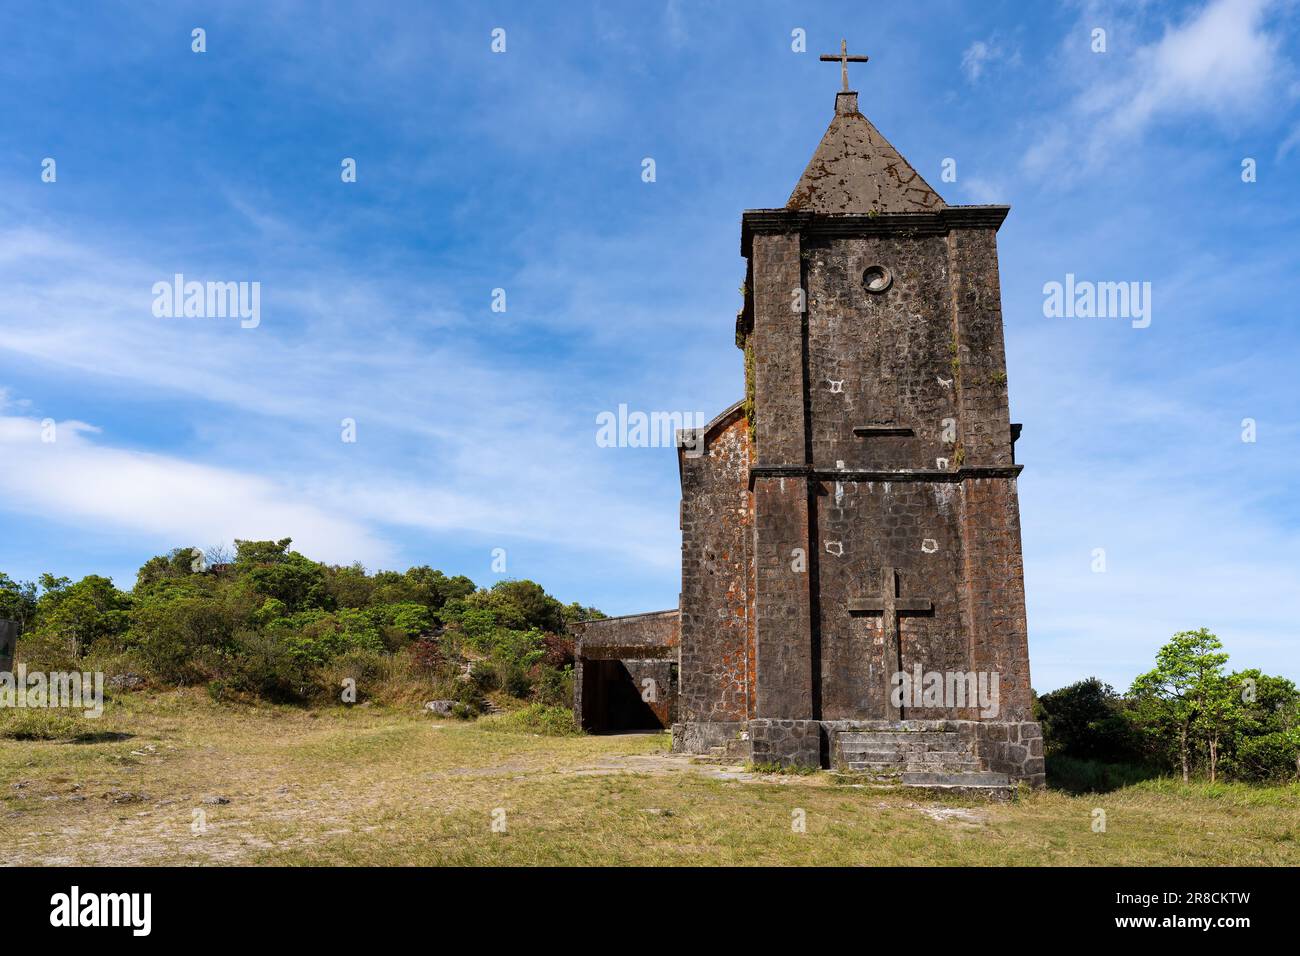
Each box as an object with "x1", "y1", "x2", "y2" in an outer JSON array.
[{"x1": 574, "y1": 67, "x2": 1044, "y2": 790}]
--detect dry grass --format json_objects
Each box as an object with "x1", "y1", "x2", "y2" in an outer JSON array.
[{"x1": 2, "y1": 690, "x2": 1297, "y2": 866}]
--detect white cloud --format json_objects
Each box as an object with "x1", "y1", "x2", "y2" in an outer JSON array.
[
  {"x1": 959, "y1": 175, "x2": 1009, "y2": 204},
  {"x1": 1003, "y1": 245, "x2": 1300, "y2": 690},
  {"x1": 665, "y1": 0, "x2": 688, "y2": 49},
  {"x1": 1277, "y1": 121, "x2": 1300, "y2": 159},
  {"x1": 1026, "y1": 0, "x2": 1291, "y2": 178},
  {"x1": 961, "y1": 40, "x2": 1000, "y2": 81},
  {"x1": 1091, "y1": 0, "x2": 1282, "y2": 133},
  {"x1": 0, "y1": 412, "x2": 392, "y2": 567},
  {"x1": 0, "y1": 223, "x2": 685, "y2": 579}
]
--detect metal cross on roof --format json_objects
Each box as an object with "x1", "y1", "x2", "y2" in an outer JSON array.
[{"x1": 819, "y1": 38, "x2": 869, "y2": 92}]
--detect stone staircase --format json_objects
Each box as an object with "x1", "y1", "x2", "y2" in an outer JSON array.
[
  {"x1": 680, "y1": 721, "x2": 1018, "y2": 797},
  {"x1": 833, "y1": 725, "x2": 1012, "y2": 795},
  {"x1": 691, "y1": 733, "x2": 751, "y2": 766}
]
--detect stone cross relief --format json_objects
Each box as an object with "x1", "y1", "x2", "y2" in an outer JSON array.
[{"x1": 848, "y1": 566, "x2": 933, "y2": 717}]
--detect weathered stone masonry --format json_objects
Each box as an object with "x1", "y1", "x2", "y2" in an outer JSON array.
[
  {"x1": 572, "y1": 610, "x2": 679, "y2": 732},
  {"x1": 576, "y1": 85, "x2": 1043, "y2": 789}
]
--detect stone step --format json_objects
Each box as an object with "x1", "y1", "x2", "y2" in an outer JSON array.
[
  {"x1": 831, "y1": 720, "x2": 962, "y2": 732},
  {"x1": 838, "y1": 743, "x2": 967, "y2": 760},
  {"x1": 837, "y1": 731, "x2": 960, "y2": 750},
  {"x1": 844, "y1": 751, "x2": 982, "y2": 766},
  {"x1": 690, "y1": 751, "x2": 731, "y2": 765},
  {"x1": 846, "y1": 759, "x2": 983, "y2": 774},
  {"x1": 838, "y1": 729, "x2": 958, "y2": 738},
  {"x1": 691, "y1": 743, "x2": 748, "y2": 766},
  {"x1": 722, "y1": 739, "x2": 751, "y2": 758},
  {"x1": 901, "y1": 771, "x2": 1010, "y2": 787},
  {"x1": 844, "y1": 766, "x2": 904, "y2": 778}
]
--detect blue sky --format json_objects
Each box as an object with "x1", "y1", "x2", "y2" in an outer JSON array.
[{"x1": 1, "y1": 0, "x2": 1297, "y2": 692}]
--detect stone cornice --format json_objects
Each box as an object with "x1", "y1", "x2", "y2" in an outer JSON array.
[
  {"x1": 740, "y1": 205, "x2": 1011, "y2": 256},
  {"x1": 748, "y1": 464, "x2": 1022, "y2": 490}
]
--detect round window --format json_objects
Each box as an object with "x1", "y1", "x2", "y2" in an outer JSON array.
[{"x1": 863, "y1": 265, "x2": 892, "y2": 293}]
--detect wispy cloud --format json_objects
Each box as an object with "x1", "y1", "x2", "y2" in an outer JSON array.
[
  {"x1": 0, "y1": 410, "x2": 391, "y2": 566},
  {"x1": 0, "y1": 222, "x2": 681, "y2": 577},
  {"x1": 961, "y1": 39, "x2": 1001, "y2": 82},
  {"x1": 1, "y1": 0, "x2": 1297, "y2": 683},
  {"x1": 1025, "y1": 0, "x2": 1293, "y2": 179}
]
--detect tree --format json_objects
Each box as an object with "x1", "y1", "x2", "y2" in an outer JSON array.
[
  {"x1": 33, "y1": 575, "x2": 132, "y2": 656},
  {"x1": 1037, "y1": 677, "x2": 1138, "y2": 761},
  {"x1": 1195, "y1": 674, "x2": 1243, "y2": 783},
  {"x1": 369, "y1": 566, "x2": 475, "y2": 610},
  {"x1": 480, "y1": 580, "x2": 565, "y2": 633},
  {"x1": 322, "y1": 562, "x2": 374, "y2": 609},
  {"x1": 129, "y1": 593, "x2": 239, "y2": 683},
  {"x1": 0, "y1": 572, "x2": 38, "y2": 629},
  {"x1": 1131, "y1": 628, "x2": 1229, "y2": 782},
  {"x1": 1224, "y1": 670, "x2": 1300, "y2": 781},
  {"x1": 562, "y1": 601, "x2": 605, "y2": 628},
  {"x1": 135, "y1": 547, "x2": 204, "y2": 592},
  {"x1": 234, "y1": 538, "x2": 331, "y2": 613}
]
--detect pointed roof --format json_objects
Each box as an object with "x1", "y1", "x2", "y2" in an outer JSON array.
[{"x1": 787, "y1": 92, "x2": 945, "y2": 214}]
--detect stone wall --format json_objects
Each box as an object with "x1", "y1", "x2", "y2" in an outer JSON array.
[
  {"x1": 748, "y1": 231, "x2": 816, "y2": 720},
  {"x1": 678, "y1": 404, "x2": 755, "y2": 723},
  {"x1": 0, "y1": 620, "x2": 16, "y2": 674},
  {"x1": 571, "y1": 609, "x2": 679, "y2": 657},
  {"x1": 822, "y1": 718, "x2": 1045, "y2": 787},
  {"x1": 573, "y1": 610, "x2": 678, "y2": 732},
  {"x1": 972, "y1": 720, "x2": 1045, "y2": 787},
  {"x1": 734, "y1": 212, "x2": 1035, "y2": 727},
  {"x1": 748, "y1": 718, "x2": 821, "y2": 768},
  {"x1": 960, "y1": 477, "x2": 1034, "y2": 720},
  {"x1": 816, "y1": 480, "x2": 970, "y2": 720},
  {"x1": 670, "y1": 719, "x2": 748, "y2": 756},
  {"x1": 806, "y1": 234, "x2": 964, "y2": 473}
]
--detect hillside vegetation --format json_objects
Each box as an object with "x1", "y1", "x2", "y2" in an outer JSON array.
[{"x1": 0, "y1": 539, "x2": 597, "y2": 718}]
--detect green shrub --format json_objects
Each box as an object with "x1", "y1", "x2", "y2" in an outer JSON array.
[
  {"x1": 479, "y1": 703, "x2": 579, "y2": 736},
  {"x1": 1226, "y1": 732, "x2": 1300, "y2": 783},
  {"x1": 1038, "y1": 677, "x2": 1141, "y2": 762},
  {"x1": 496, "y1": 661, "x2": 532, "y2": 699},
  {"x1": 128, "y1": 594, "x2": 239, "y2": 684},
  {"x1": 12, "y1": 630, "x2": 78, "y2": 673},
  {"x1": 316, "y1": 647, "x2": 390, "y2": 703},
  {"x1": 235, "y1": 538, "x2": 331, "y2": 612},
  {"x1": 531, "y1": 665, "x2": 573, "y2": 707},
  {"x1": 369, "y1": 602, "x2": 434, "y2": 639},
  {"x1": 81, "y1": 645, "x2": 151, "y2": 688},
  {"x1": 10, "y1": 548, "x2": 598, "y2": 711},
  {"x1": 0, "y1": 709, "x2": 112, "y2": 742},
  {"x1": 468, "y1": 660, "x2": 496, "y2": 692},
  {"x1": 1045, "y1": 755, "x2": 1161, "y2": 794},
  {"x1": 450, "y1": 702, "x2": 478, "y2": 720},
  {"x1": 220, "y1": 631, "x2": 313, "y2": 703},
  {"x1": 271, "y1": 609, "x2": 386, "y2": 667}
]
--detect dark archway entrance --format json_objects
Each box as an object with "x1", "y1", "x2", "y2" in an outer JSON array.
[{"x1": 580, "y1": 660, "x2": 668, "y2": 732}]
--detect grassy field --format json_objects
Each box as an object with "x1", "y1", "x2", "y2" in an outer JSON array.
[{"x1": 2, "y1": 691, "x2": 1297, "y2": 866}]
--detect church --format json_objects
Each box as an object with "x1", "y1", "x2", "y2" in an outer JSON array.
[{"x1": 572, "y1": 47, "x2": 1044, "y2": 790}]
